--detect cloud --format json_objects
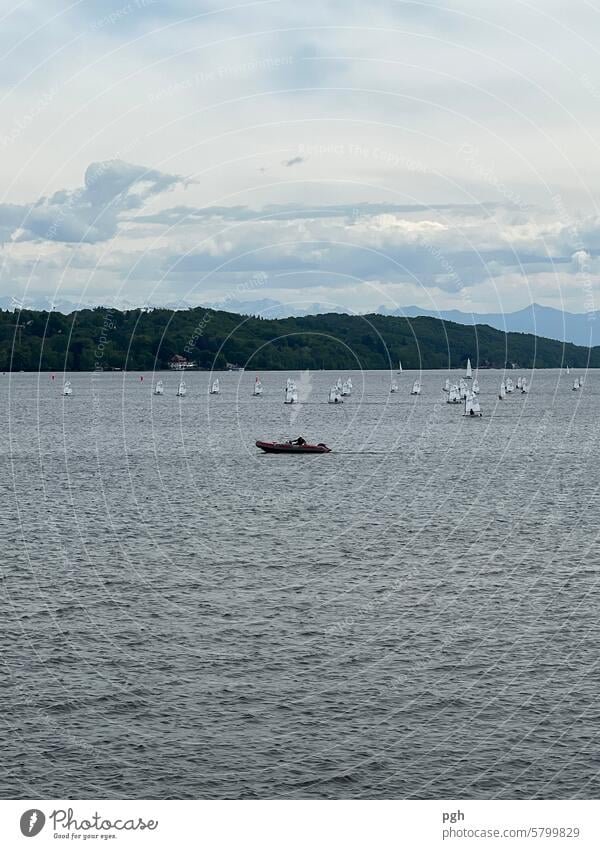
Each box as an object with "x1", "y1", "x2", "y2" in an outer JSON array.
[
  {"x1": 3, "y1": 160, "x2": 184, "y2": 244},
  {"x1": 282, "y1": 156, "x2": 307, "y2": 168}
]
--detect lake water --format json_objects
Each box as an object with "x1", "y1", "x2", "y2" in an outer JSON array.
[{"x1": 1, "y1": 368, "x2": 599, "y2": 799}]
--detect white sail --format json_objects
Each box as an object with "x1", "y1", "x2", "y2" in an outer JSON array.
[
  {"x1": 572, "y1": 379, "x2": 580, "y2": 391},
  {"x1": 578, "y1": 376, "x2": 584, "y2": 387},
  {"x1": 176, "y1": 379, "x2": 187, "y2": 397},
  {"x1": 447, "y1": 384, "x2": 461, "y2": 403},
  {"x1": 328, "y1": 386, "x2": 343, "y2": 404},
  {"x1": 210, "y1": 378, "x2": 220, "y2": 394},
  {"x1": 285, "y1": 385, "x2": 298, "y2": 404},
  {"x1": 253, "y1": 377, "x2": 263, "y2": 396},
  {"x1": 346, "y1": 377, "x2": 353, "y2": 390},
  {"x1": 521, "y1": 378, "x2": 529, "y2": 394},
  {"x1": 566, "y1": 365, "x2": 570, "y2": 375},
  {"x1": 465, "y1": 358, "x2": 473, "y2": 379},
  {"x1": 341, "y1": 380, "x2": 351, "y2": 396},
  {"x1": 458, "y1": 378, "x2": 468, "y2": 399},
  {"x1": 154, "y1": 380, "x2": 164, "y2": 395},
  {"x1": 516, "y1": 377, "x2": 523, "y2": 390},
  {"x1": 464, "y1": 390, "x2": 482, "y2": 416},
  {"x1": 472, "y1": 378, "x2": 480, "y2": 394},
  {"x1": 443, "y1": 378, "x2": 450, "y2": 392},
  {"x1": 390, "y1": 380, "x2": 398, "y2": 393},
  {"x1": 62, "y1": 380, "x2": 72, "y2": 396},
  {"x1": 505, "y1": 378, "x2": 514, "y2": 393},
  {"x1": 499, "y1": 380, "x2": 506, "y2": 399},
  {"x1": 398, "y1": 360, "x2": 403, "y2": 373},
  {"x1": 411, "y1": 380, "x2": 421, "y2": 395}
]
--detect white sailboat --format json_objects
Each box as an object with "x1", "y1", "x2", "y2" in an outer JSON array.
[
  {"x1": 398, "y1": 360, "x2": 403, "y2": 373},
  {"x1": 458, "y1": 378, "x2": 468, "y2": 399},
  {"x1": 62, "y1": 380, "x2": 72, "y2": 396},
  {"x1": 341, "y1": 380, "x2": 351, "y2": 396},
  {"x1": 464, "y1": 390, "x2": 482, "y2": 417},
  {"x1": 154, "y1": 380, "x2": 164, "y2": 395},
  {"x1": 328, "y1": 386, "x2": 343, "y2": 404},
  {"x1": 346, "y1": 377, "x2": 353, "y2": 391},
  {"x1": 566, "y1": 365, "x2": 570, "y2": 375},
  {"x1": 176, "y1": 379, "x2": 187, "y2": 397},
  {"x1": 578, "y1": 376, "x2": 584, "y2": 387},
  {"x1": 209, "y1": 378, "x2": 220, "y2": 394},
  {"x1": 521, "y1": 378, "x2": 529, "y2": 394},
  {"x1": 410, "y1": 379, "x2": 421, "y2": 396},
  {"x1": 390, "y1": 380, "x2": 398, "y2": 393},
  {"x1": 284, "y1": 381, "x2": 298, "y2": 404},
  {"x1": 335, "y1": 377, "x2": 343, "y2": 391},
  {"x1": 505, "y1": 378, "x2": 515, "y2": 393},
  {"x1": 253, "y1": 377, "x2": 263, "y2": 396},
  {"x1": 572, "y1": 378, "x2": 580, "y2": 391},
  {"x1": 443, "y1": 378, "x2": 450, "y2": 393},
  {"x1": 472, "y1": 378, "x2": 480, "y2": 394},
  {"x1": 516, "y1": 376, "x2": 523, "y2": 390},
  {"x1": 447, "y1": 384, "x2": 461, "y2": 404},
  {"x1": 499, "y1": 380, "x2": 506, "y2": 400},
  {"x1": 465, "y1": 358, "x2": 473, "y2": 380}
]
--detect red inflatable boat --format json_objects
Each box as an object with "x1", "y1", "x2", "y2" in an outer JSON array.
[{"x1": 256, "y1": 440, "x2": 331, "y2": 454}]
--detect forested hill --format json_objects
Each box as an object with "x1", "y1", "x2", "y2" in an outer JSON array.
[{"x1": 0, "y1": 306, "x2": 597, "y2": 371}]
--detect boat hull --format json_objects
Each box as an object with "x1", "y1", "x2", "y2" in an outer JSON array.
[{"x1": 256, "y1": 441, "x2": 331, "y2": 454}]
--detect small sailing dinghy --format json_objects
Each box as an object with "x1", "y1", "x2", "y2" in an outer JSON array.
[
  {"x1": 335, "y1": 377, "x2": 343, "y2": 391},
  {"x1": 516, "y1": 377, "x2": 523, "y2": 390},
  {"x1": 390, "y1": 380, "x2": 398, "y2": 393},
  {"x1": 505, "y1": 378, "x2": 515, "y2": 393},
  {"x1": 464, "y1": 390, "x2": 482, "y2": 417},
  {"x1": 328, "y1": 386, "x2": 343, "y2": 404},
  {"x1": 253, "y1": 377, "x2": 263, "y2": 396},
  {"x1": 447, "y1": 384, "x2": 461, "y2": 404},
  {"x1": 572, "y1": 378, "x2": 580, "y2": 391},
  {"x1": 256, "y1": 439, "x2": 331, "y2": 454},
  {"x1": 176, "y1": 379, "x2": 187, "y2": 397},
  {"x1": 578, "y1": 376, "x2": 584, "y2": 387},
  {"x1": 443, "y1": 378, "x2": 450, "y2": 393},
  {"x1": 341, "y1": 380, "x2": 351, "y2": 396},
  {"x1": 458, "y1": 379, "x2": 468, "y2": 399},
  {"x1": 465, "y1": 358, "x2": 473, "y2": 380},
  {"x1": 62, "y1": 380, "x2": 72, "y2": 396},
  {"x1": 521, "y1": 378, "x2": 529, "y2": 394},
  {"x1": 209, "y1": 378, "x2": 220, "y2": 395},
  {"x1": 472, "y1": 378, "x2": 480, "y2": 394},
  {"x1": 398, "y1": 360, "x2": 403, "y2": 373},
  {"x1": 410, "y1": 380, "x2": 421, "y2": 395},
  {"x1": 154, "y1": 380, "x2": 164, "y2": 396},
  {"x1": 499, "y1": 380, "x2": 506, "y2": 400},
  {"x1": 566, "y1": 365, "x2": 570, "y2": 375},
  {"x1": 284, "y1": 381, "x2": 298, "y2": 404}
]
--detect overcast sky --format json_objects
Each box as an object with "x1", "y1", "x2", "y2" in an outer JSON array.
[{"x1": 2, "y1": 0, "x2": 600, "y2": 314}]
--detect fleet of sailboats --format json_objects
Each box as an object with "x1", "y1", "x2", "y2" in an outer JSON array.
[{"x1": 56, "y1": 363, "x2": 588, "y2": 411}]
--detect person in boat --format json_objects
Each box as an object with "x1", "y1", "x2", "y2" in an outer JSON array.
[
  {"x1": 469, "y1": 408, "x2": 475, "y2": 416},
  {"x1": 287, "y1": 436, "x2": 307, "y2": 446}
]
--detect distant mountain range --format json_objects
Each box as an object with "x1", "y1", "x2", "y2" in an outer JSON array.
[
  {"x1": 3, "y1": 296, "x2": 598, "y2": 347},
  {"x1": 208, "y1": 300, "x2": 600, "y2": 347}
]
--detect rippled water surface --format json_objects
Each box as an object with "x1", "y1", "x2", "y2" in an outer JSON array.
[{"x1": 2, "y1": 368, "x2": 600, "y2": 799}]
